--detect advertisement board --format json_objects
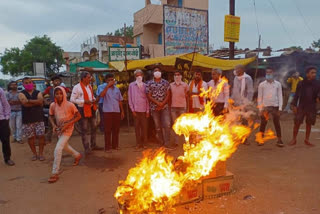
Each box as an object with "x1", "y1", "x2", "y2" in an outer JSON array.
[
  {"x1": 109, "y1": 47, "x2": 141, "y2": 61},
  {"x1": 163, "y1": 5, "x2": 209, "y2": 56},
  {"x1": 224, "y1": 15, "x2": 241, "y2": 43}
]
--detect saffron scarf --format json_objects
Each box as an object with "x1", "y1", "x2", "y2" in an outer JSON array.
[
  {"x1": 189, "y1": 80, "x2": 204, "y2": 113},
  {"x1": 80, "y1": 82, "x2": 97, "y2": 118}
]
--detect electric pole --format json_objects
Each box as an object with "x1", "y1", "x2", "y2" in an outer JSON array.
[{"x1": 229, "y1": 0, "x2": 235, "y2": 59}]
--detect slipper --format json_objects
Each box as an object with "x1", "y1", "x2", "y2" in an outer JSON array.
[
  {"x1": 39, "y1": 156, "x2": 45, "y2": 161},
  {"x1": 73, "y1": 154, "x2": 82, "y2": 166},
  {"x1": 31, "y1": 155, "x2": 38, "y2": 161},
  {"x1": 48, "y1": 174, "x2": 59, "y2": 183}
]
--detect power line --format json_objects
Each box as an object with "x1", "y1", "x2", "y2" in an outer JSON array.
[
  {"x1": 267, "y1": 0, "x2": 296, "y2": 45},
  {"x1": 252, "y1": 0, "x2": 260, "y2": 39},
  {"x1": 291, "y1": 0, "x2": 317, "y2": 41}
]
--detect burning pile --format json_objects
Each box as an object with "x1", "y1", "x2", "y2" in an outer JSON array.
[{"x1": 115, "y1": 80, "x2": 272, "y2": 213}]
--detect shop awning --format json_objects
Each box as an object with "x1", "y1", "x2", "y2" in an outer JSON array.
[
  {"x1": 109, "y1": 53, "x2": 256, "y2": 71},
  {"x1": 70, "y1": 60, "x2": 111, "y2": 73}
]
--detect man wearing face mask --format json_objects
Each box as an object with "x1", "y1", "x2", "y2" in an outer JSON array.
[
  {"x1": 170, "y1": 71, "x2": 188, "y2": 145},
  {"x1": 128, "y1": 69, "x2": 150, "y2": 150},
  {"x1": 146, "y1": 66, "x2": 173, "y2": 150},
  {"x1": 231, "y1": 64, "x2": 254, "y2": 106},
  {"x1": 18, "y1": 77, "x2": 46, "y2": 161},
  {"x1": 100, "y1": 73, "x2": 125, "y2": 152},
  {"x1": 189, "y1": 69, "x2": 208, "y2": 113},
  {"x1": 257, "y1": 67, "x2": 284, "y2": 147}
]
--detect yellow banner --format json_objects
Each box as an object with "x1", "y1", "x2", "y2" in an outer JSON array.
[{"x1": 224, "y1": 15, "x2": 241, "y2": 43}]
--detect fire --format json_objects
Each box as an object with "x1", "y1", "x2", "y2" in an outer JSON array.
[{"x1": 115, "y1": 79, "x2": 273, "y2": 213}]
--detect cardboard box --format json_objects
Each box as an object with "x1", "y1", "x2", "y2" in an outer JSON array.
[
  {"x1": 202, "y1": 171, "x2": 234, "y2": 199},
  {"x1": 201, "y1": 161, "x2": 227, "y2": 180},
  {"x1": 175, "y1": 181, "x2": 202, "y2": 205}
]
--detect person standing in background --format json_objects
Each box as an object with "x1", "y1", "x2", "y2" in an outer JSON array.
[
  {"x1": 96, "y1": 75, "x2": 108, "y2": 132},
  {"x1": 189, "y1": 69, "x2": 208, "y2": 113},
  {"x1": 128, "y1": 70, "x2": 150, "y2": 150},
  {"x1": 6, "y1": 81, "x2": 23, "y2": 144},
  {"x1": 284, "y1": 72, "x2": 303, "y2": 113},
  {"x1": 0, "y1": 87, "x2": 15, "y2": 166},
  {"x1": 170, "y1": 71, "x2": 188, "y2": 145}
]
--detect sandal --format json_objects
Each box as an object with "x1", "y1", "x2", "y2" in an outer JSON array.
[
  {"x1": 73, "y1": 154, "x2": 82, "y2": 166},
  {"x1": 48, "y1": 174, "x2": 59, "y2": 183},
  {"x1": 39, "y1": 156, "x2": 45, "y2": 161},
  {"x1": 31, "y1": 155, "x2": 38, "y2": 161},
  {"x1": 304, "y1": 140, "x2": 315, "y2": 147}
]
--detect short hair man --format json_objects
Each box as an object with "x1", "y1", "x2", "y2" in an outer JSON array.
[
  {"x1": 289, "y1": 66, "x2": 320, "y2": 146},
  {"x1": 128, "y1": 69, "x2": 150, "y2": 149},
  {"x1": 207, "y1": 68, "x2": 229, "y2": 116},
  {"x1": 170, "y1": 70, "x2": 188, "y2": 145},
  {"x1": 96, "y1": 74, "x2": 109, "y2": 132},
  {"x1": 18, "y1": 77, "x2": 46, "y2": 161},
  {"x1": 70, "y1": 71, "x2": 98, "y2": 154},
  {"x1": 189, "y1": 69, "x2": 208, "y2": 112},
  {"x1": 284, "y1": 71, "x2": 303, "y2": 112},
  {"x1": 257, "y1": 67, "x2": 284, "y2": 147},
  {"x1": 231, "y1": 64, "x2": 254, "y2": 105},
  {"x1": 99, "y1": 73, "x2": 124, "y2": 152}
]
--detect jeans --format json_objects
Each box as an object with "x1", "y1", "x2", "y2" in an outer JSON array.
[
  {"x1": 10, "y1": 111, "x2": 22, "y2": 141},
  {"x1": 151, "y1": 108, "x2": 171, "y2": 146},
  {"x1": 52, "y1": 135, "x2": 80, "y2": 174},
  {"x1": 260, "y1": 107, "x2": 281, "y2": 138},
  {"x1": 284, "y1": 93, "x2": 295, "y2": 112},
  {"x1": 98, "y1": 103, "x2": 104, "y2": 132},
  {"x1": 78, "y1": 107, "x2": 96, "y2": 152},
  {"x1": 171, "y1": 107, "x2": 186, "y2": 144},
  {"x1": 133, "y1": 112, "x2": 148, "y2": 147},
  {"x1": 104, "y1": 112, "x2": 121, "y2": 150},
  {"x1": 0, "y1": 119, "x2": 11, "y2": 161}
]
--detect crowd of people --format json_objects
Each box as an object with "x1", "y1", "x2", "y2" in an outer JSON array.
[{"x1": 0, "y1": 64, "x2": 319, "y2": 183}]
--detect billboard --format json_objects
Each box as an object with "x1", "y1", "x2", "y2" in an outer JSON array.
[
  {"x1": 224, "y1": 15, "x2": 241, "y2": 43},
  {"x1": 109, "y1": 47, "x2": 141, "y2": 61},
  {"x1": 163, "y1": 5, "x2": 209, "y2": 56}
]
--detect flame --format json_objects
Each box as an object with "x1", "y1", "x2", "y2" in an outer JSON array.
[{"x1": 115, "y1": 79, "x2": 271, "y2": 213}]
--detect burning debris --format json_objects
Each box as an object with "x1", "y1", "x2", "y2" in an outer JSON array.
[{"x1": 115, "y1": 80, "x2": 274, "y2": 214}]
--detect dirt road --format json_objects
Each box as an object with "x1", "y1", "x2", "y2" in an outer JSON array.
[{"x1": 0, "y1": 115, "x2": 320, "y2": 214}]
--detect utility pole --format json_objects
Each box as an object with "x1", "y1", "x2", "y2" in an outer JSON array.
[
  {"x1": 124, "y1": 23, "x2": 130, "y2": 132},
  {"x1": 254, "y1": 35, "x2": 261, "y2": 82},
  {"x1": 229, "y1": 0, "x2": 235, "y2": 59}
]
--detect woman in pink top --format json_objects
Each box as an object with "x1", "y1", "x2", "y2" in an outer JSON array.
[{"x1": 48, "y1": 86, "x2": 82, "y2": 183}]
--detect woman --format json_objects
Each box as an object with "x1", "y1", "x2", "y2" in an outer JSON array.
[{"x1": 48, "y1": 86, "x2": 82, "y2": 183}]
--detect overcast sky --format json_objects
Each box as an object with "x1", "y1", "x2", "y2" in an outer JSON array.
[{"x1": 0, "y1": 0, "x2": 319, "y2": 55}]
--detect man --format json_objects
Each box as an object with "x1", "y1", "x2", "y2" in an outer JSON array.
[
  {"x1": 96, "y1": 76, "x2": 108, "y2": 132},
  {"x1": 146, "y1": 66, "x2": 173, "y2": 149},
  {"x1": 289, "y1": 66, "x2": 320, "y2": 147},
  {"x1": 284, "y1": 72, "x2": 303, "y2": 112},
  {"x1": 128, "y1": 70, "x2": 150, "y2": 149},
  {"x1": 71, "y1": 71, "x2": 98, "y2": 154},
  {"x1": 257, "y1": 67, "x2": 284, "y2": 147},
  {"x1": 99, "y1": 73, "x2": 125, "y2": 152},
  {"x1": 43, "y1": 75, "x2": 70, "y2": 143},
  {"x1": 189, "y1": 69, "x2": 208, "y2": 113},
  {"x1": 6, "y1": 81, "x2": 22, "y2": 144},
  {"x1": 0, "y1": 87, "x2": 15, "y2": 166},
  {"x1": 170, "y1": 71, "x2": 188, "y2": 145},
  {"x1": 231, "y1": 64, "x2": 254, "y2": 106},
  {"x1": 207, "y1": 68, "x2": 229, "y2": 116},
  {"x1": 18, "y1": 77, "x2": 46, "y2": 161}
]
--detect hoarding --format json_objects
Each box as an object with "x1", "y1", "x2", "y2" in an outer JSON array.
[
  {"x1": 109, "y1": 47, "x2": 141, "y2": 61},
  {"x1": 224, "y1": 15, "x2": 241, "y2": 42},
  {"x1": 163, "y1": 5, "x2": 209, "y2": 56}
]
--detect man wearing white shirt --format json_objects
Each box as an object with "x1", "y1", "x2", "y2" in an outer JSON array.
[
  {"x1": 257, "y1": 67, "x2": 284, "y2": 147},
  {"x1": 71, "y1": 71, "x2": 98, "y2": 154},
  {"x1": 207, "y1": 68, "x2": 229, "y2": 116},
  {"x1": 189, "y1": 70, "x2": 208, "y2": 113}
]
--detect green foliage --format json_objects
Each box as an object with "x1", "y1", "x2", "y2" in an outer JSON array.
[
  {"x1": 289, "y1": 46, "x2": 303, "y2": 51},
  {"x1": 312, "y1": 39, "x2": 320, "y2": 49},
  {"x1": 0, "y1": 79, "x2": 9, "y2": 89},
  {"x1": 0, "y1": 35, "x2": 64, "y2": 76},
  {"x1": 108, "y1": 25, "x2": 134, "y2": 39}
]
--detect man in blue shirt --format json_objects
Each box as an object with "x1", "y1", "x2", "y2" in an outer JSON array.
[
  {"x1": 99, "y1": 73, "x2": 124, "y2": 152},
  {"x1": 96, "y1": 76, "x2": 108, "y2": 132}
]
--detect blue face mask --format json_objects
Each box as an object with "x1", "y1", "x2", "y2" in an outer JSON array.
[{"x1": 266, "y1": 74, "x2": 274, "y2": 80}]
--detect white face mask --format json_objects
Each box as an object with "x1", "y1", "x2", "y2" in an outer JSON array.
[
  {"x1": 154, "y1": 71, "x2": 162, "y2": 79},
  {"x1": 136, "y1": 76, "x2": 143, "y2": 83},
  {"x1": 174, "y1": 75, "x2": 182, "y2": 84}
]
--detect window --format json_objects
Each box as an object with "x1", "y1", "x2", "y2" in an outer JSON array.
[
  {"x1": 136, "y1": 36, "x2": 141, "y2": 46},
  {"x1": 178, "y1": 0, "x2": 183, "y2": 7},
  {"x1": 158, "y1": 33, "x2": 162, "y2": 44}
]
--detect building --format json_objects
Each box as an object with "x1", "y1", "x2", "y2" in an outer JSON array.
[
  {"x1": 63, "y1": 52, "x2": 81, "y2": 73},
  {"x1": 80, "y1": 35, "x2": 134, "y2": 63},
  {"x1": 134, "y1": 0, "x2": 209, "y2": 58}
]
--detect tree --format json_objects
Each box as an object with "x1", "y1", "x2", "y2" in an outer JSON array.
[
  {"x1": 0, "y1": 35, "x2": 64, "y2": 76},
  {"x1": 312, "y1": 39, "x2": 320, "y2": 50},
  {"x1": 0, "y1": 79, "x2": 9, "y2": 89},
  {"x1": 289, "y1": 46, "x2": 303, "y2": 51},
  {"x1": 107, "y1": 25, "x2": 134, "y2": 39}
]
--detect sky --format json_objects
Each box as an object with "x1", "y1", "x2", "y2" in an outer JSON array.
[{"x1": 1, "y1": 0, "x2": 320, "y2": 78}]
